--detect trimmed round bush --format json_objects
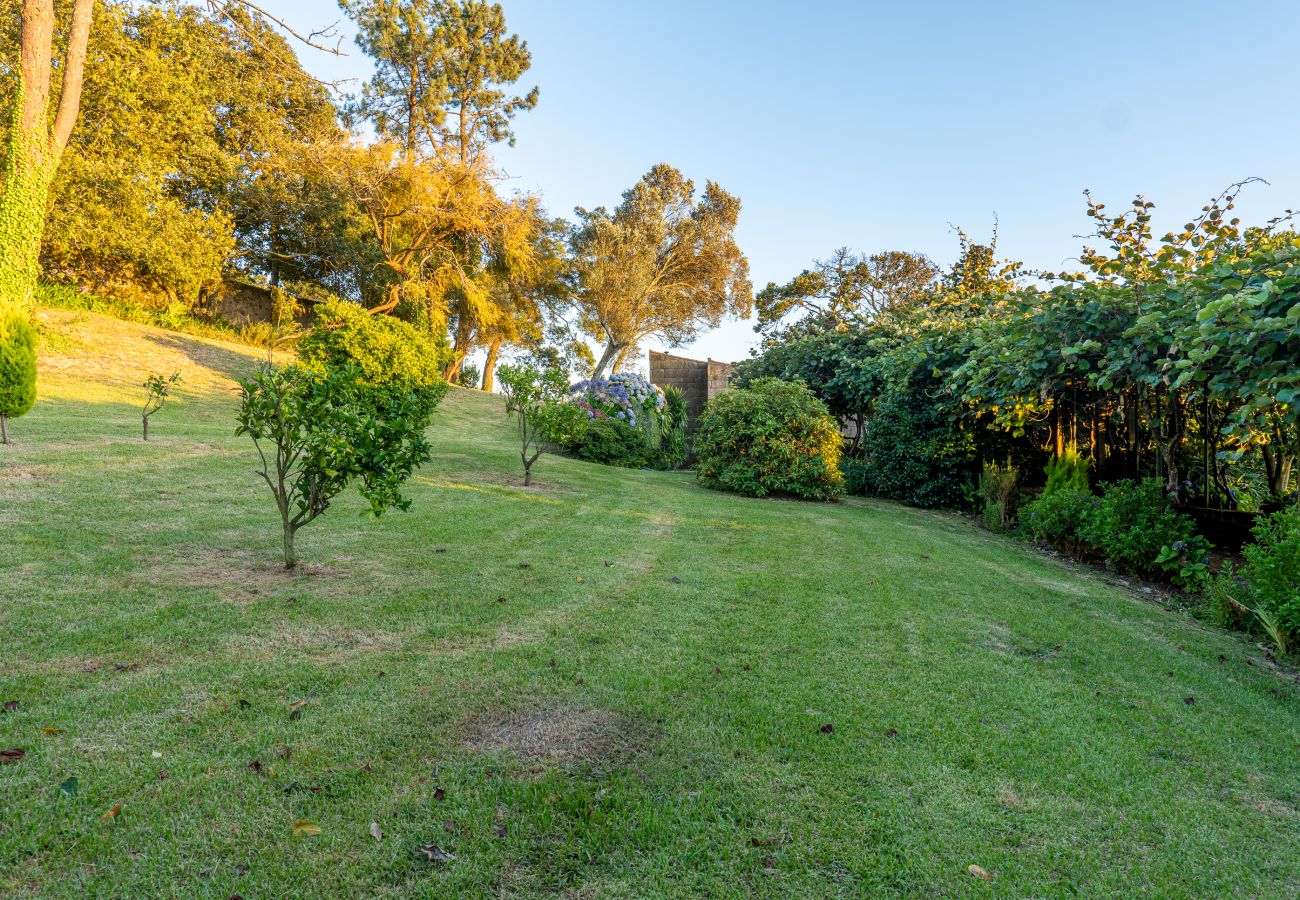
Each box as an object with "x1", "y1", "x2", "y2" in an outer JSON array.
[
  {"x1": 694, "y1": 377, "x2": 844, "y2": 500},
  {"x1": 1019, "y1": 486, "x2": 1098, "y2": 558}
]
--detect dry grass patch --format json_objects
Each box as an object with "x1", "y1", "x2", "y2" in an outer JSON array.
[{"x1": 462, "y1": 702, "x2": 646, "y2": 764}]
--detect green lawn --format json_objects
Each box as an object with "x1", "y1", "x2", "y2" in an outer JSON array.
[{"x1": 2, "y1": 309, "x2": 1298, "y2": 897}]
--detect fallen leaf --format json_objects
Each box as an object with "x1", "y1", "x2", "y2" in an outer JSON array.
[
  {"x1": 604, "y1": 560, "x2": 612, "y2": 567},
  {"x1": 1184, "y1": 695, "x2": 1195, "y2": 705},
  {"x1": 518, "y1": 562, "x2": 530, "y2": 569},
  {"x1": 442, "y1": 819, "x2": 456, "y2": 833},
  {"x1": 415, "y1": 844, "x2": 455, "y2": 864},
  {"x1": 2, "y1": 700, "x2": 17, "y2": 713},
  {"x1": 59, "y1": 776, "x2": 79, "y2": 797},
  {"x1": 968, "y1": 864, "x2": 992, "y2": 881},
  {"x1": 41, "y1": 727, "x2": 61, "y2": 736},
  {"x1": 246, "y1": 760, "x2": 263, "y2": 774},
  {"x1": 359, "y1": 762, "x2": 372, "y2": 773},
  {"x1": 433, "y1": 787, "x2": 445, "y2": 801},
  {"x1": 152, "y1": 750, "x2": 163, "y2": 759},
  {"x1": 885, "y1": 727, "x2": 898, "y2": 737},
  {"x1": 750, "y1": 835, "x2": 784, "y2": 847},
  {"x1": 370, "y1": 822, "x2": 383, "y2": 841},
  {"x1": 102, "y1": 805, "x2": 122, "y2": 821},
  {"x1": 548, "y1": 658, "x2": 556, "y2": 669},
  {"x1": 434, "y1": 547, "x2": 448, "y2": 553},
  {"x1": 497, "y1": 596, "x2": 507, "y2": 603},
  {"x1": 157, "y1": 769, "x2": 169, "y2": 780},
  {"x1": 495, "y1": 825, "x2": 508, "y2": 838},
  {"x1": 0, "y1": 748, "x2": 25, "y2": 764},
  {"x1": 670, "y1": 576, "x2": 682, "y2": 584},
  {"x1": 289, "y1": 699, "x2": 308, "y2": 720},
  {"x1": 291, "y1": 819, "x2": 321, "y2": 837},
  {"x1": 575, "y1": 576, "x2": 584, "y2": 583},
  {"x1": 712, "y1": 666, "x2": 721, "y2": 675},
  {"x1": 818, "y1": 723, "x2": 834, "y2": 734},
  {"x1": 276, "y1": 746, "x2": 292, "y2": 760},
  {"x1": 237, "y1": 699, "x2": 252, "y2": 710},
  {"x1": 575, "y1": 678, "x2": 585, "y2": 686}
]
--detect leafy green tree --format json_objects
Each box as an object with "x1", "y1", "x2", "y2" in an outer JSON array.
[
  {"x1": 0, "y1": 0, "x2": 93, "y2": 308},
  {"x1": 236, "y1": 363, "x2": 434, "y2": 568},
  {"x1": 141, "y1": 371, "x2": 181, "y2": 441},
  {"x1": 0, "y1": 307, "x2": 37, "y2": 444},
  {"x1": 571, "y1": 164, "x2": 753, "y2": 378},
  {"x1": 344, "y1": 0, "x2": 538, "y2": 165},
  {"x1": 496, "y1": 362, "x2": 567, "y2": 485},
  {"x1": 755, "y1": 248, "x2": 937, "y2": 335}
]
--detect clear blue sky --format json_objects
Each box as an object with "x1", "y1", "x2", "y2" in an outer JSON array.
[{"x1": 267, "y1": 0, "x2": 1300, "y2": 369}]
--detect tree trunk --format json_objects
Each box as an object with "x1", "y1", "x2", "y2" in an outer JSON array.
[
  {"x1": 592, "y1": 341, "x2": 624, "y2": 380},
  {"x1": 282, "y1": 522, "x2": 297, "y2": 569},
  {"x1": 481, "y1": 338, "x2": 502, "y2": 392},
  {"x1": 1, "y1": 414, "x2": 8, "y2": 445},
  {"x1": 0, "y1": 0, "x2": 93, "y2": 307},
  {"x1": 523, "y1": 462, "x2": 532, "y2": 486},
  {"x1": 142, "y1": 414, "x2": 149, "y2": 441}
]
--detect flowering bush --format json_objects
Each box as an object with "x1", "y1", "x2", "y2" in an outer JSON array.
[{"x1": 561, "y1": 372, "x2": 684, "y2": 469}]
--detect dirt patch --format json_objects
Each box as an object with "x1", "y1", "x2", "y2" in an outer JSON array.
[
  {"x1": 142, "y1": 546, "x2": 346, "y2": 601},
  {"x1": 462, "y1": 702, "x2": 644, "y2": 763}
]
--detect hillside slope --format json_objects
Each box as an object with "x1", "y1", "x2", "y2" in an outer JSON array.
[{"x1": 1, "y1": 311, "x2": 1297, "y2": 897}]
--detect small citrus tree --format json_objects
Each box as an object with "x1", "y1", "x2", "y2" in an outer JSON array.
[
  {"x1": 236, "y1": 363, "x2": 434, "y2": 568},
  {"x1": 141, "y1": 371, "x2": 181, "y2": 440},
  {"x1": 0, "y1": 310, "x2": 38, "y2": 445},
  {"x1": 497, "y1": 363, "x2": 569, "y2": 486}
]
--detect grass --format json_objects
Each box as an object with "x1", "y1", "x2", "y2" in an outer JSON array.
[{"x1": 2, "y1": 308, "x2": 1298, "y2": 897}]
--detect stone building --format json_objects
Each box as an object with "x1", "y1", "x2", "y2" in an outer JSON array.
[{"x1": 648, "y1": 350, "x2": 733, "y2": 436}]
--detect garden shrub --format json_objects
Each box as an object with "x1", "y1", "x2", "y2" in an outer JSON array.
[
  {"x1": 562, "y1": 373, "x2": 683, "y2": 469},
  {"x1": 1082, "y1": 479, "x2": 1210, "y2": 582},
  {"x1": 1221, "y1": 506, "x2": 1300, "y2": 654},
  {"x1": 856, "y1": 379, "x2": 976, "y2": 508},
  {"x1": 979, "y1": 461, "x2": 1019, "y2": 531},
  {"x1": 0, "y1": 308, "x2": 38, "y2": 444},
  {"x1": 297, "y1": 298, "x2": 449, "y2": 413},
  {"x1": 1019, "y1": 486, "x2": 1098, "y2": 558},
  {"x1": 573, "y1": 418, "x2": 651, "y2": 468},
  {"x1": 694, "y1": 377, "x2": 844, "y2": 500},
  {"x1": 1044, "y1": 445, "x2": 1090, "y2": 495}
]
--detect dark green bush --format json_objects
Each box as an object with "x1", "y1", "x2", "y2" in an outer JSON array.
[
  {"x1": 574, "y1": 418, "x2": 651, "y2": 468},
  {"x1": 655, "y1": 385, "x2": 688, "y2": 469},
  {"x1": 1231, "y1": 506, "x2": 1300, "y2": 653},
  {"x1": 1019, "y1": 487, "x2": 1098, "y2": 558},
  {"x1": 856, "y1": 380, "x2": 975, "y2": 508},
  {"x1": 694, "y1": 378, "x2": 843, "y2": 500},
  {"x1": 1083, "y1": 479, "x2": 1208, "y2": 581}
]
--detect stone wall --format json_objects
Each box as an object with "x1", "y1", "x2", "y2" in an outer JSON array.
[
  {"x1": 203, "y1": 278, "x2": 318, "y2": 326},
  {"x1": 648, "y1": 350, "x2": 733, "y2": 436}
]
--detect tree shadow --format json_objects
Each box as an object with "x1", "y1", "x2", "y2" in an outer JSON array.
[{"x1": 142, "y1": 332, "x2": 265, "y2": 383}]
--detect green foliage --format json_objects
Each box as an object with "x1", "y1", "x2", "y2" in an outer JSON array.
[
  {"x1": 573, "y1": 418, "x2": 651, "y2": 469},
  {"x1": 1083, "y1": 479, "x2": 1210, "y2": 582},
  {"x1": 657, "y1": 385, "x2": 688, "y2": 469},
  {"x1": 496, "y1": 363, "x2": 568, "y2": 484},
  {"x1": 1019, "y1": 487, "x2": 1098, "y2": 559},
  {"x1": 1233, "y1": 506, "x2": 1300, "y2": 652},
  {"x1": 1044, "y1": 445, "x2": 1090, "y2": 495},
  {"x1": 694, "y1": 378, "x2": 844, "y2": 501},
  {"x1": 0, "y1": 308, "x2": 37, "y2": 441},
  {"x1": 141, "y1": 370, "x2": 182, "y2": 441},
  {"x1": 857, "y1": 378, "x2": 976, "y2": 509},
  {"x1": 236, "y1": 363, "x2": 433, "y2": 567},
  {"x1": 457, "y1": 362, "x2": 482, "y2": 388},
  {"x1": 979, "y1": 461, "x2": 1019, "y2": 531},
  {"x1": 297, "y1": 299, "x2": 450, "y2": 411}
]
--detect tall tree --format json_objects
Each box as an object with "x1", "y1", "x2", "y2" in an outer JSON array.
[
  {"x1": 344, "y1": 0, "x2": 537, "y2": 165},
  {"x1": 0, "y1": 0, "x2": 92, "y2": 307},
  {"x1": 755, "y1": 248, "x2": 938, "y2": 335},
  {"x1": 571, "y1": 164, "x2": 752, "y2": 378}
]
